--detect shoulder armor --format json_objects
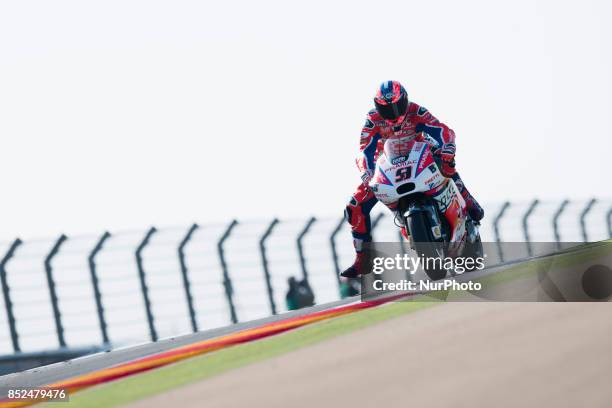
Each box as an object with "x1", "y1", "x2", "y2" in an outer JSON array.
[{"x1": 363, "y1": 118, "x2": 375, "y2": 129}]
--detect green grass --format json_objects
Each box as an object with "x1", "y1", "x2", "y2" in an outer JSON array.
[{"x1": 45, "y1": 298, "x2": 437, "y2": 408}]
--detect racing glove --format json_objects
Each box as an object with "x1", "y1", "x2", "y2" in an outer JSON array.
[
  {"x1": 360, "y1": 169, "x2": 374, "y2": 185},
  {"x1": 437, "y1": 143, "x2": 456, "y2": 162},
  {"x1": 434, "y1": 143, "x2": 456, "y2": 177}
]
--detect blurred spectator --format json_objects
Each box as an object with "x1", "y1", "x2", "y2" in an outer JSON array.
[
  {"x1": 285, "y1": 277, "x2": 315, "y2": 310},
  {"x1": 339, "y1": 278, "x2": 360, "y2": 298}
]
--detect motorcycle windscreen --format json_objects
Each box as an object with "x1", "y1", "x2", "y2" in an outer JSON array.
[{"x1": 383, "y1": 138, "x2": 416, "y2": 162}]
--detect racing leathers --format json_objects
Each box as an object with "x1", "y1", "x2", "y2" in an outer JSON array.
[{"x1": 344, "y1": 101, "x2": 484, "y2": 258}]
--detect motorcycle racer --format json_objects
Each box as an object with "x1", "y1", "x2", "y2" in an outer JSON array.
[{"x1": 341, "y1": 80, "x2": 484, "y2": 278}]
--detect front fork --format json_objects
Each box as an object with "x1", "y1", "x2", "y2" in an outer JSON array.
[{"x1": 401, "y1": 199, "x2": 446, "y2": 244}]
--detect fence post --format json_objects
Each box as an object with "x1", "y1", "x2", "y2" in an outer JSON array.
[
  {"x1": 330, "y1": 217, "x2": 345, "y2": 289},
  {"x1": 178, "y1": 224, "x2": 199, "y2": 333},
  {"x1": 371, "y1": 213, "x2": 385, "y2": 231},
  {"x1": 218, "y1": 220, "x2": 238, "y2": 324},
  {"x1": 580, "y1": 199, "x2": 597, "y2": 243},
  {"x1": 45, "y1": 234, "x2": 68, "y2": 348},
  {"x1": 88, "y1": 232, "x2": 111, "y2": 345},
  {"x1": 608, "y1": 207, "x2": 612, "y2": 239},
  {"x1": 370, "y1": 212, "x2": 384, "y2": 241},
  {"x1": 552, "y1": 199, "x2": 569, "y2": 249},
  {"x1": 259, "y1": 218, "x2": 279, "y2": 315},
  {"x1": 494, "y1": 201, "x2": 511, "y2": 262},
  {"x1": 297, "y1": 217, "x2": 317, "y2": 281},
  {"x1": 522, "y1": 199, "x2": 539, "y2": 257},
  {"x1": 0, "y1": 239, "x2": 23, "y2": 352},
  {"x1": 135, "y1": 227, "x2": 158, "y2": 342}
]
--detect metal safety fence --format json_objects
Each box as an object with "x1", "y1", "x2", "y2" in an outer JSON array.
[{"x1": 0, "y1": 198, "x2": 610, "y2": 357}]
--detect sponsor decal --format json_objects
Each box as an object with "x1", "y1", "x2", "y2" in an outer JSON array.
[
  {"x1": 391, "y1": 156, "x2": 407, "y2": 165},
  {"x1": 391, "y1": 129, "x2": 418, "y2": 139},
  {"x1": 434, "y1": 183, "x2": 456, "y2": 212},
  {"x1": 417, "y1": 146, "x2": 432, "y2": 174},
  {"x1": 364, "y1": 118, "x2": 375, "y2": 129},
  {"x1": 424, "y1": 173, "x2": 441, "y2": 185}
]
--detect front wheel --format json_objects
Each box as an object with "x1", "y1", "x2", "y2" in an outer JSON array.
[
  {"x1": 406, "y1": 211, "x2": 447, "y2": 281},
  {"x1": 462, "y1": 225, "x2": 483, "y2": 272}
]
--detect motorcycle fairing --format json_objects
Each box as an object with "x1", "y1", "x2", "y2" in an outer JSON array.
[
  {"x1": 368, "y1": 138, "x2": 446, "y2": 206},
  {"x1": 368, "y1": 135, "x2": 468, "y2": 245},
  {"x1": 428, "y1": 179, "x2": 467, "y2": 245}
]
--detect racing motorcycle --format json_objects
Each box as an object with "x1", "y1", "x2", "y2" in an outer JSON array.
[{"x1": 368, "y1": 132, "x2": 482, "y2": 280}]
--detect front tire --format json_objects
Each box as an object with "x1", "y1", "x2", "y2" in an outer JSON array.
[
  {"x1": 462, "y1": 227, "x2": 483, "y2": 272},
  {"x1": 406, "y1": 211, "x2": 447, "y2": 281}
]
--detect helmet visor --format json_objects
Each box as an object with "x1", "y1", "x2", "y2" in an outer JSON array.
[{"x1": 374, "y1": 95, "x2": 408, "y2": 121}]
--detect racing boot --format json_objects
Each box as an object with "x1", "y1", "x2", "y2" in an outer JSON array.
[
  {"x1": 340, "y1": 251, "x2": 367, "y2": 278},
  {"x1": 340, "y1": 237, "x2": 370, "y2": 278},
  {"x1": 453, "y1": 175, "x2": 484, "y2": 222},
  {"x1": 464, "y1": 193, "x2": 484, "y2": 222}
]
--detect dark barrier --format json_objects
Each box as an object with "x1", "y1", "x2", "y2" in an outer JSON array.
[{"x1": 0, "y1": 346, "x2": 107, "y2": 376}]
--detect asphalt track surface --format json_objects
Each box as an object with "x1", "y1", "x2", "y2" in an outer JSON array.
[{"x1": 131, "y1": 302, "x2": 612, "y2": 408}]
